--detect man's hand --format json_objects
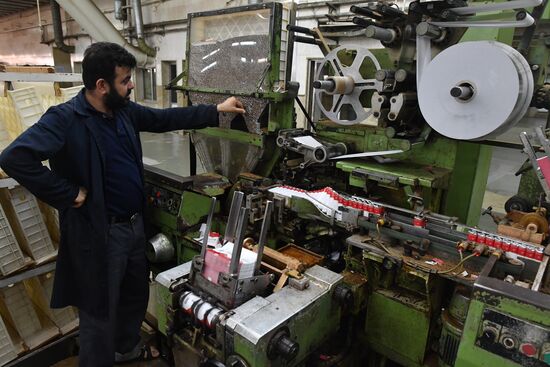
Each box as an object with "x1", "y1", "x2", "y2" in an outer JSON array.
[
  {"x1": 73, "y1": 187, "x2": 87, "y2": 208},
  {"x1": 217, "y1": 97, "x2": 245, "y2": 114}
]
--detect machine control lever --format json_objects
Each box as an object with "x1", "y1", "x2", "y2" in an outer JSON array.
[
  {"x1": 200, "y1": 197, "x2": 217, "y2": 260},
  {"x1": 287, "y1": 24, "x2": 316, "y2": 36},
  {"x1": 229, "y1": 206, "x2": 250, "y2": 276},
  {"x1": 255, "y1": 201, "x2": 273, "y2": 274},
  {"x1": 224, "y1": 191, "x2": 244, "y2": 245}
]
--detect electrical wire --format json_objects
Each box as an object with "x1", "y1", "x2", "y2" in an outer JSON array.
[{"x1": 438, "y1": 253, "x2": 476, "y2": 274}]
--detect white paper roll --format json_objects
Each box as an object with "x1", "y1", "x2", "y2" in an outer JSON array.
[{"x1": 418, "y1": 41, "x2": 533, "y2": 140}]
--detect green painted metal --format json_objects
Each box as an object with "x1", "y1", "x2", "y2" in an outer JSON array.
[
  {"x1": 318, "y1": 123, "x2": 491, "y2": 223},
  {"x1": 177, "y1": 236, "x2": 200, "y2": 264},
  {"x1": 336, "y1": 160, "x2": 451, "y2": 189},
  {"x1": 233, "y1": 287, "x2": 341, "y2": 366},
  {"x1": 149, "y1": 207, "x2": 178, "y2": 232},
  {"x1": 455, "y1": 296, "x2": 550, "y2": 367},
  {"x1": 517, "y1": 168, "x2": 543, "y2": 207},
  {"x1": 366, "y1": 290, "x2": 430, "y2": 367},
  {"x1": 444, "y1": 143, "x2": 492, "y2": 225},
  {"x1": 315, "y1": 124, "x2": 412, "y2": 155},
  {"x1": 178, "y1": 191, "x2": 220, "y2": 227},
  {"x1": 258, "y1": 98, "x2": 295, "y2": 177},
  {"x1": 155, "y1": 285, "x2": 171, "y2": 335},
  {"x1": 191, "y1": 128, "x2": 264, "y2": 147}
]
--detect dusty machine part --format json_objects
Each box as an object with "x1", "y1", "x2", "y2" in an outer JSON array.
[
  {"x1": 276, "y1": 129, "x2": 348, "y2": 168},
  {"x1": 146, "y1": 233, "x2": 175, "y2": 263}
]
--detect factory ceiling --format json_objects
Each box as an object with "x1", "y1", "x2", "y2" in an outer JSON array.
[{"x1": 0, "y1": 0, "x2": 49, "y2": 19}]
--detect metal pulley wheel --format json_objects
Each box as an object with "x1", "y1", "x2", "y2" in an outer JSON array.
[
  {"x1": 314, "y1": 46, "x2": 382, "y2": 125},
  {"x1": 418, "y1": 41, "x2": 534, "y2": 140}
]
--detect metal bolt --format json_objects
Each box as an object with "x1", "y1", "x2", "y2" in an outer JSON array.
[{"x1": 532, "y1": 64, "x2": 540, "y2": 71}]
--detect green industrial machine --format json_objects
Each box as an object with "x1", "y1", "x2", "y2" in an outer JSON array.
[{"x1": 144, "y1": 1, "x2": 550, "y2": 366}]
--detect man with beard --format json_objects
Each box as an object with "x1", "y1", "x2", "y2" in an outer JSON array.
[{"x1": 0, "y1": 42, "x2": 245, "y2": 366}]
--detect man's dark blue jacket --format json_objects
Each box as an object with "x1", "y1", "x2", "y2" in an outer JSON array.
[{"x1": 0, "y1": 89, "x2": 218, "y2": 318}]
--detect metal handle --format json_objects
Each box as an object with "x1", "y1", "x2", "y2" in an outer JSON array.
[
  {"x1": 200, "y1": 197, "x2": 217, "y2": 260},
  {"x1": 255, "y1": 201, "x2": 273, "y2": 274},
  {"x1": 229, "y1": 206, "x2": 250, "y2": 276},
  {"x1": 224, "y1": 191, "x2": 244, "y2": 245}
]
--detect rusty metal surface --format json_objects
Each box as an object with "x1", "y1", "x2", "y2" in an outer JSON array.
[{"x1": 278, "y1": 244, "x2": 324, "y2": 269}]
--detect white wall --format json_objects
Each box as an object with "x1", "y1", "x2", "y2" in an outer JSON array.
[
  {"x1": 0, "y1": 5, "x2": 57, "y2": 65},
  {"x1": 0, "y1": 0, "x2": 385, "y2": 110}
]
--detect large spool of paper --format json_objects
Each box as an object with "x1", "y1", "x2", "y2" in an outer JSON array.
[{"x1": 418, "y1": 41, "x2": 533, "y2": 140}]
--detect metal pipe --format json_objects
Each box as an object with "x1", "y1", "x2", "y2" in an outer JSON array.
[
  {"x1": 131, "y1": 0, "x2": 156, "y2": 57},
  {"x1": 366, "y1": 25, "x2": 397, "y2": 43},
  {"x1": 114, "y1": 0, "x2": 125, "y2": 20},
  {"x1": 50, "y1": 0, "x2": 74, "y2": 53},
  {"x1": 132, "y1": 0, "x2": 144, "y2": 39},
  {"x1": 36, "y1": 0, "x2": 43, "y2": 30},
  {"x1": 55, "y1": 0, "x2": 154, "y2": 67}
]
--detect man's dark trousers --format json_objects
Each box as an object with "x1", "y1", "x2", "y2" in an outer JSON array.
[{"x1": 78, "y1": 214, "x2": 149, "y2": 367}]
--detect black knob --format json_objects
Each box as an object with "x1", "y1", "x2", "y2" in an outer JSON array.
[
  {"x1": 333, "y1": 284, "x2": 353, "y2": 306},
  {"x1": 482, "y1": 327, "x2": 497, "y2": 342},
  {"x1": 267, "y1": 329, "x2": 300, "y2": 361},
  {"x1": 277, "y1": 335, "x2": 299, "y2": 360}
]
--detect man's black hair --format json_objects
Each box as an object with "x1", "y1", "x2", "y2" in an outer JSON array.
[{"x1": 82, "y1": 42, "x2": 137, "y2": 90}]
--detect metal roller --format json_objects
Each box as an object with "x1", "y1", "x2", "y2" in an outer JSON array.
[
  {"x1": 313, "y1": 46, "x2": 382, "y2": 125},
  {"x1": 418, "y1": 41, "x2": 533, "y2": 140},
  {"x1": 312, "y1": 142, "x2": 347, "y2": 163},
  {"x1": 179, "y1": 291, "x2": 224, "y2": 328}
]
